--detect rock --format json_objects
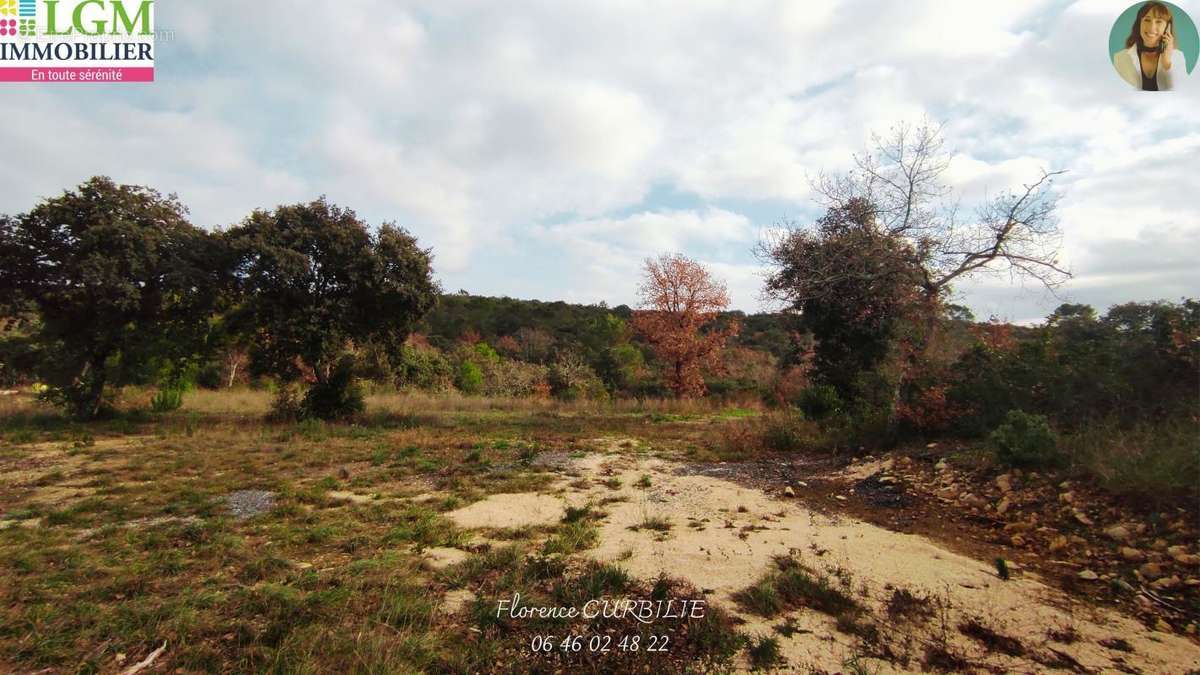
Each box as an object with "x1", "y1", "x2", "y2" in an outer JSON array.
[
  {"x1": 926, "y1": 442, "x2": 938, "y2": 449},
  {"x1": 1155, "y1": 618, "x2": 1173, "y2": 633},
  {"x1": 996, "y1": 497, "x2": 1012, "y2": 515},
  {"x1": 1151, "y1": 538, "x2": 1169, "y2": 551},
  {"x1": 1010, "y1": 534, "x2": 1026, "y2": 547},
  {"x1": 784, "y1": 487, "x2": 796, "y2": 498},
  {"x1": 834, "y1": 495, "x2": 847, "y2": 502},
  {"x1": 1120, "y1": 547, "x2": 1147, "y2": 562},
  {"x1": 1138, "y1": 562, "x2": 1165, "y2": 580},
  {"x1": 1167, "y1": 546, "x2": 1200, "y2": 565},
  {"x1": 225, "y1": 490, "x2": 276, "y2": 519},
  {"x1": 292, "y1": 561, "x2": 314, "y2": 570},
  {"x1": 1103, "y1": 525, "x2": 1132, "y2": 542},
  {"x1": 795, "y1": 481, "x2": 809, "y2": 488},
  {"x1": 996, "y1": 474, "x2": 1013, "y2": 493},
  {"x1": 1150, "y1": 575, "x2": 1181, "y2": 591},
  {"x1": 878, "y1": 475, "x2": 898, "y2": 485},
  {"x1": 1048, "y1": 535, "x2": 1069, "y2": 553},
  {"x1": 1058, "y1": 480, "x2": 1071, "y2": 489},
  {"x1": 1077, "y1": 570, "x2": 1099, "y2": 581},
  {"x1": 1059, "y1": 492, "x2": 1074, "y2": 504},
  {"x1": 935, "y1": 460, "x2": 948, "y2": 471},
  {"x1": 338, "y1": 466, "x2": 351, "y2": 480},
  {"x1": 1073, "y1": 510, "x2": 1093, "y2": 526},
  {"x1": 1187, "y1": 623, "x2": 1196, "y2": 635}
]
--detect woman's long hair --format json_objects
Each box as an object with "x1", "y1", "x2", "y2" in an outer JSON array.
[{"x1": 1125, "y1": 1, "x2": 1174, "y2": 50}]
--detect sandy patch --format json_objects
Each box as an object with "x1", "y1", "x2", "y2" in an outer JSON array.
[
  {"x1": 423, "y1": 547, "x2": 470, "y2": 570},
  {"x1": 442, "y1": 589, "x2": 477, "y2": 614},
  {"x1": 327, "y1": 490, "x2": 378, "y2": 505},
  {"x1": 446, "y1": 493, "x2": 568, "y2": 529},
  {"x1": 559, "y1": 454, "x2": 1200, "y2": 674}
]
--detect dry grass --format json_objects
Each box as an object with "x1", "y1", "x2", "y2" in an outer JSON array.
[{"x1": 0, "y1": 388, "x2": 765, "y2": 673}]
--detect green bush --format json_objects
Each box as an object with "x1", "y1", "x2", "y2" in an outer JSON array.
[
  {"x1": 302, "y1": 357, "x2": 365, "y2": 421},
  {"x1": 394, "y1": 345, "x2": 454, "y2": 391},
  {"x1": 988, "y1": 410, "x2": 1058, "y2": 467},
  {"x1": 455, "y1": 361, "x2": 483, "y2": 395},
  {"x1": 796, "y1": 384, "x2": 842, "y2": 420},
  {"x1": 150, "y1": 387, "x2": 184, "y2": 413},
  {"x1": 270, "y1": 384, "x2": 304, "y2": 422}
]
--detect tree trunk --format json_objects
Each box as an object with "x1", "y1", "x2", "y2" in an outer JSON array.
[{"x1": 78, "y1": 355, "x2": 109, "y2": 420}]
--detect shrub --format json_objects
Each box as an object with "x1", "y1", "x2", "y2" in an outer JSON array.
[
  {"x1": 481, "y1": 358, "x2": 550, "y2": 398},
  {"x1": 269, "y1": 384, "x2": 304, "y2": 422},
  {"x1": 796, "y1": 384, "x2": 842, "y2": 420},
  {"x1": 150, "y1": 387, "x2": 184, "y2": 413},
  {"x1": 988, "y1": 410, "x2": 1058, "y2": 467},
  {"x1": 455, "y1": 361, "x2": 483, "y2": 395},
  {"x1": 547, "y1": 354, "x2": 607, "y2": 401},
  {"x1": 394, "y1": 345, "x2": 454, "y2": 391},
  {"x1": 302, "y1": 357, "x2": 364, "y2": 421}
]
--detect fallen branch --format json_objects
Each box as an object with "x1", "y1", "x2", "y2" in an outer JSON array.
[{"x1": 120, "y1": 641, "x2": 167, "y2": 675}]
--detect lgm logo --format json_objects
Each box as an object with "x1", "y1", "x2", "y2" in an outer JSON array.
[{"x1": 0, "y1": 0, "x2": 155, "y2": 83}]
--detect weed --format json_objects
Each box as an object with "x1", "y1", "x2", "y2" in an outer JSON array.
[
  {"x1": 635, "y1": 474, "x2": 652, "y2": 488},
  {"x1": 542, "y1": 520, "x2": 598, "y2": 555},
  {"x1": 746, "y1": 635, "x2": 785, "y2": 671}
]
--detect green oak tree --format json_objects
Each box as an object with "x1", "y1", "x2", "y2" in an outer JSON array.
[
  {"x1": 0, "y1": 177, "x2": 224, "y2": 418},
  {"x1": 225, "y1": 198, "x2": 438, "y2": 419}
]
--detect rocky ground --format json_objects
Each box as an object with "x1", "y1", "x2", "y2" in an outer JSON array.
[{"x1": 434, "y1": 440, "x2": 1200, "y2": 673}]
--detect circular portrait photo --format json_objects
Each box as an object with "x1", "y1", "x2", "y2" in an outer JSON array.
[{"x1": 1109, "y1": 1, "x2": 1199, "y2": 90}]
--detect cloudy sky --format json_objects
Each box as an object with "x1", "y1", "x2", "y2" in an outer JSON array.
[{"x1": 2, "y1": 0, "x2": 1197, "y2": 322}]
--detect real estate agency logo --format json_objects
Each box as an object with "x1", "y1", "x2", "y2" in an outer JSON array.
[
  {"x1": 0, "y1": 0, "x2": 155, "y2": 83},
  {"x1": 0, "y1": 0, "x2": 38, "y2": 38}
]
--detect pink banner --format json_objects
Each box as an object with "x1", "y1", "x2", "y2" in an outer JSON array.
[{"x1": 0, "y1": 67, "x2": 155, "y2": 83}]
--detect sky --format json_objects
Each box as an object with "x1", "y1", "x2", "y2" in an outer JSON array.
[{"x1": 1, "y1": 0, "x2": 1197, "y2": 323}]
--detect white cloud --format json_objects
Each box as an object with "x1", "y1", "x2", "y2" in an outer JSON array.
[{"x1": 1, "y1": 0, "x2": 1195, "y2": 318}]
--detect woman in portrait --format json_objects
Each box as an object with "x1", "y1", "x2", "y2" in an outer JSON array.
[{"x1": 1113, "y1": 2, "x2": 1183, "y2": 90}]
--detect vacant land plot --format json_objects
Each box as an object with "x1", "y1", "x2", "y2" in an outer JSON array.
[{"x1": 1, "y1": 391, "x2": 1197, "y2": 673}]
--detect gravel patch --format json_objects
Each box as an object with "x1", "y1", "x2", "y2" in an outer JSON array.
[{"x1": 225, "y1": 490, "x2": 276, "y2": 519}]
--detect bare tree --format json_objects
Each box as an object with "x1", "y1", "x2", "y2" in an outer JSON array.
[{"x1": 809, "y1": 120, "x2": 1069, "y2": 309}]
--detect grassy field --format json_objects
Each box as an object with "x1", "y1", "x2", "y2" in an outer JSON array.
[
  {"x1": 3, "y1": 389, "x2": 1198, "y2": 674},
  {"x1": 0, "y1": 390, "x2": 753, "y2": 674}
]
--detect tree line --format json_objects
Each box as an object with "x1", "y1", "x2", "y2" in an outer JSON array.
[{"x1": 2, "y1": 124, "x2": 1196, "y2": 457}]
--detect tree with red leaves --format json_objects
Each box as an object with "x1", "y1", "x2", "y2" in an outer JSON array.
[{"x1": 631, "y1": 254, "x2": 740, "y2": 398}]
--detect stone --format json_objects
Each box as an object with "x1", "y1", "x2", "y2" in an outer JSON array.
[
  {"x1": 1102, "y1": 525, "x2": 1132, "y2": 542},
  {"x1": 1155, "y1": 618, "x2": 1173, "y2": 633},
  {"x1": 1048, "y1": 535, "x2": 1069, "y2": 553},
  {"x1": 1151, "y1": 538, "x2": 1169, "y2": 551},
  {"x1": 1077, "y1": 569, "x2": 1099, "y2": 581},
  {"x1": 784, "y1": 487, "x2": 796, "y2": 498},
  {"x1": 996, "y1": 474, "x2": 1013, "y2": 493},
  {"x1": 1150, "y1": 575, "x2": 1180, "y2": 591},
  {"x1": 1073, "y1": 510, "x2": 1093, "y2": 526},
  {"x1": 795, "y1": 481, "x2": 809, "y2": 488},
  {"x1": 835, "y1": 495, "x2": 847, "y2": 502},
  {"x1": 224, "y1": 490, "x2": 276, "y2": 520},
  {"x1": 1138, "y1": 562, "x2": 1165, "y2": 580},
  {"x1": 1120, "y1": 547, "x2": 1146, "y2": 562},
  {"x1": 996, "y1": 497, "x2": 1012, "y2": 515},
  {"x1": 338, "y1": 466, "x2": 351, "y2": 480},
  {"x1": 1059, "y1": 492, "x2": 1074, "y2": 504},
  {"x1": 1010, "y1": 534, "x2": 1026, "y2": 547},
  {"x1": 935, "y1": 460, "x2": 948, "y2": 471}
]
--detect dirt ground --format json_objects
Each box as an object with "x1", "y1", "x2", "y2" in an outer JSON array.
[
  {"x1": 447, "y1": 448, "x2": 1200, "y2": 673},
  {"x1": 2, "y1": 400, "x2": 1197, "y2": 673}
]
